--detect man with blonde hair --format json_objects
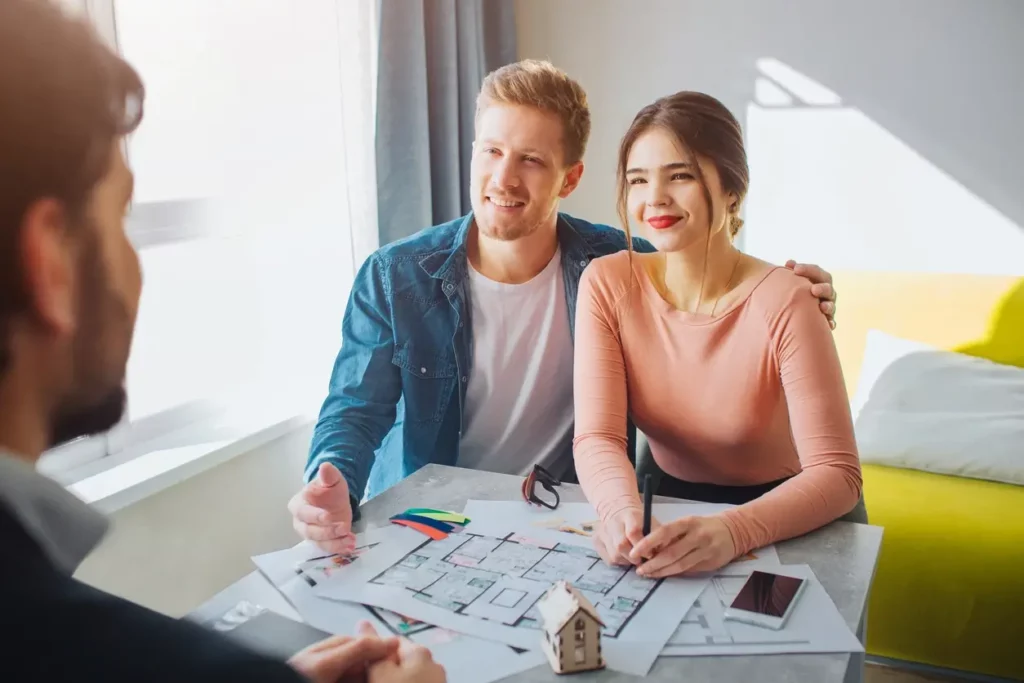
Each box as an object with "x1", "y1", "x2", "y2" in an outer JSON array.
[{"x1": 290, "y1": 59, "x2": 838, "y2": 554}]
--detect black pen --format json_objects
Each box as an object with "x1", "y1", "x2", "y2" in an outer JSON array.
[{"x1": 642, "y1": 473, "x2": 652, "y2": 536}]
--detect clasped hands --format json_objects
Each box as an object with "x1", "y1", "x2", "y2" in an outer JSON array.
[
  {"x1": 289, "y1": 620, "x2": 445, "y2": 683},
  {"x1": 593, "y1": 507, "x2": 737, "y2": 578}
]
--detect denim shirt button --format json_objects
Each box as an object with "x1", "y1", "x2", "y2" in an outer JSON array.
[
  {"x1": 461, "y1": 376, "x2": 467, "y2": 382},
  {"x1": 579, "y1": 259, "x2": 588, "y2": 267},
  {"x1": 420, "y1": 367, "x2": 427, "y2": 374},
  {"x1": 444, "y1": 283, "x2": 454, "y2": 293}
]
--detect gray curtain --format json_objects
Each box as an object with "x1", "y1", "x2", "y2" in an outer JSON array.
[{"x1": 375, "y1": 0, "x2": 517, "y2": 245}]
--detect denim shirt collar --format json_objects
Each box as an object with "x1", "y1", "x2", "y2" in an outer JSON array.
[
  {"x1": 555, "y1": 213, "x2": 600, "y2": 262},
  {"x1": 417, "y1": 212, "x2": 597, "y2": 286},
  {"x1": 417, "y1": 213, "x2": 473, "y2": 286}
]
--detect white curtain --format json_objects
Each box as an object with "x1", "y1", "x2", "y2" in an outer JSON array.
[{"x1": 113, "y1": 0, "x2": 379, "y2": 435}]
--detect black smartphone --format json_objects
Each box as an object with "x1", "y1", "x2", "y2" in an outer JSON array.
[{"x1": 722, "y1": 570, "x2": 807, "y2": 630}]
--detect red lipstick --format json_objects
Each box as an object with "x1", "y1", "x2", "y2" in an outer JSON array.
[{"x1": 647, "y1": 215, "x2": 681, "y2": 230}]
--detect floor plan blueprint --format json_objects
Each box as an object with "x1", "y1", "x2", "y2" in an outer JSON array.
[
  {"x1": 314, "y1": 521, "x2": 706, "y2": 677},
  {"x1": 459, "y1": 500, "x2": 863, "y2": 659},
  {"x1": 251, "y1": 530, "x2": 546, "y2": 683},
  {"x1": 368, "y1": 531, "x2": 659, "y2": 638}
]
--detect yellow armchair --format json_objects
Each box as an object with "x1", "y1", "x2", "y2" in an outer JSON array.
[{"x1": 832, "y1": 272, "x2": 1024, "y2": 680}]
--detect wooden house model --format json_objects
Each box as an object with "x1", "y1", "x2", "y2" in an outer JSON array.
[{"x1": 537, "y1": 580, "x2": 605, "y2": 674}]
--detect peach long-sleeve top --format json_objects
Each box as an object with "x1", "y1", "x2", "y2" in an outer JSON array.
[{"x1": 572, "y1": 252, "x2": 862, "y2": 556}]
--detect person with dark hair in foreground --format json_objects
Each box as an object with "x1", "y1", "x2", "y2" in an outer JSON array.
[{"x1": 0, "y1": 1, "x2": 445, "y2": 681}]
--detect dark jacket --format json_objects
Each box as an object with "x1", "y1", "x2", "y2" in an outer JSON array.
[{"x1": 0, "y1": 505, "x2": 306, "y2": 682}]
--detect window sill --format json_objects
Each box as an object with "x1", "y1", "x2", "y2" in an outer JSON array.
[{"x1": 65, "y1": 404, "x2": 317, "y2": 515}]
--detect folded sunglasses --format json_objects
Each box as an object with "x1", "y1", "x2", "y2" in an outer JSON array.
[{"x1": 521, "y1": 463, "x2": 561, "y2": 510}]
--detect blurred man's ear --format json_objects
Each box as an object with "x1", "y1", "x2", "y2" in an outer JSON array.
[
  {"x1": 559, "y1": 161, "x2": 585, "y2": 199},
  {"x1": 19, "y1": 198, "x2": 77, "y2": 337}
]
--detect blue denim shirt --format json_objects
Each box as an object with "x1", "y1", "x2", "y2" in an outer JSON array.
[{"x1": 306, "y1": 211, "x2": 654, "y2": 516}]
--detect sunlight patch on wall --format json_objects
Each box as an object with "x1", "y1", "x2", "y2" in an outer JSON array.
[
  {"x1": 754, "y1": 78, "x2": 795, "y2": 107},
  {"x1": 743, "y1": 59, "x2": 1024, "y2": 276},
  {"x1": 755, "y1": 58, "x2": 842, "y2": 106}
]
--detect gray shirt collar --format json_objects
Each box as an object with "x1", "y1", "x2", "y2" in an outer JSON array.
[{"x1": 0, "y1": 451, "x2": 108, "y2": 573}]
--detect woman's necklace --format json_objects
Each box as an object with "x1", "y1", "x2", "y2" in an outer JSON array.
[{"x1": 708, "y1": 251, "x2": 743, "y2": 317}]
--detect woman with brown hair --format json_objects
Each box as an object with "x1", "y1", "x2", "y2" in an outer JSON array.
[{"x1": 572, "y1": 91, "x2": 866, "y2": 578}]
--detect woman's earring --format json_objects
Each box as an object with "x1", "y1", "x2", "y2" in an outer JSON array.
[{"x1": 729, "y1": 213, "x2": 744, "y2": 235}]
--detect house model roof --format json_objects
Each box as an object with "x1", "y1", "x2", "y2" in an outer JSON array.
[{"x1": 537, "y1": 580, "x2": 605, "y2": 633}]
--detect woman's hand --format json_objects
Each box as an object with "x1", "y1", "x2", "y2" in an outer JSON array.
[
  {"x1": 593, "y1": 507, "x2": 650, "y2": 566},
  {"x1": 628, "y1": 514, "x2": 736, "y2": 578}
]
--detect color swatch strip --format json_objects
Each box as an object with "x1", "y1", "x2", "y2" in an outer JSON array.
[{"x1": 389, "y1": 508, "x2": 471, "y2": 540}]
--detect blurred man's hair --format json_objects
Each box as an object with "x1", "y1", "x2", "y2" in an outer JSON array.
[{"x1": 0, "y1": 0, "x2": 145, "y2": 375}]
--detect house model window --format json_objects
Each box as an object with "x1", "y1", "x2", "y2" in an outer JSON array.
[{"x1": 536, "y1": 580, "x2": 606, "y2": 674}]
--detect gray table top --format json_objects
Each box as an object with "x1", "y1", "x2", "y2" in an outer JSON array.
[{"x1": 192, "y1": 464, "x2": 883, "y2": 682}]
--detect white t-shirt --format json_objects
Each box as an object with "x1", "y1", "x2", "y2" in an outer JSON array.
[{"x1": 457, "y1": 248, "x2": 575, "y2": 478}]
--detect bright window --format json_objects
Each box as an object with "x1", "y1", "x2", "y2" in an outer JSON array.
[{"x1": 40, "y1": 0, "x2": 378, "y2": 476}]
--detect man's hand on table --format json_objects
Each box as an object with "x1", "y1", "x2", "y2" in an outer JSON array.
[
  {"x1": 288, "y1": 631, "x2": 399, "y2": 683},
  {"x1": 287, "y1": 615, "x2": 447, "y2": 683},
  {"x1": 362, "y1": 626, "x2": 447, "y2": 683},
  {"x1": 288, "y1": 462, "x2": 356, "y2": 555}
]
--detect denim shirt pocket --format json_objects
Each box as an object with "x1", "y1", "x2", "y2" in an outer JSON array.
[{"x1": 391, "y1": 343, "x2": 457, "y2": 423}]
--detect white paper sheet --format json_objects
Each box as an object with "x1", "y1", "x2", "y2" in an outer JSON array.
[
  {"x1": 250, "y1": 526, "x2": 545, "y2": 683},
  {"x1": 462, "y1": 499, "x2": 734, "y2": 534},
  {"x1": 460, "y1": 500, "x2": 783, "y2": 570},
  {"x1": 311, "y1": 521, "x2": 705, "y2": 677},
  {"x1": 662, "y1": 563, "x2": 864, "y2": 656}
]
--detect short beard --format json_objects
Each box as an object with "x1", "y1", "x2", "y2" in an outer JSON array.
[
  {"x1": 478, "y1": 211, "x2": 546, "y2": 242},
  {"x1": 47, "y1": 219, "x2": 128, "y2": 449},
  {"x1": 480, "y1": 223, "x2": 533, "y2": 241},
  {"x1": 49, "y1": 386, "x2": 126, "y2": 449}
]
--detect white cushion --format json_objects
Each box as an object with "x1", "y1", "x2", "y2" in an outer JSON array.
[{"x1": 852, "y1": 329, "x2": 1024, "y2": 486}]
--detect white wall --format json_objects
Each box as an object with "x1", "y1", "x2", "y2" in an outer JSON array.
[
  {"x1": 73, "y1": 423, "x2": 312, "y2": 617},
  {"x1": 516, "y1": 0, "x2": 1024, "y2": 276}
]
